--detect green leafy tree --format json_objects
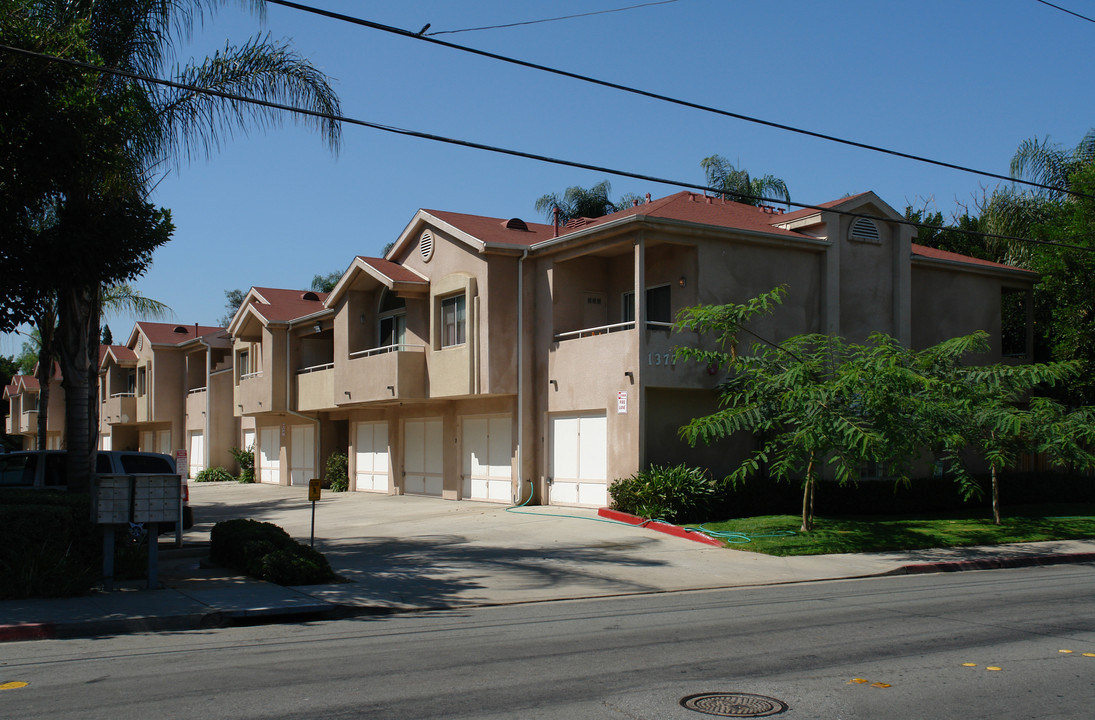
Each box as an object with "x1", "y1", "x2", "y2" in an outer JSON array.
[
  {"x1": 534, "y1": 180, "x2": 641, "y2": 226},
  {"x1": 311, "y1": 271, "x2": 341, "y2": 293},
  {"x1": 700, "y1": 155, "x2": 790, "y2": 208},
  {"x1": 1, "y1": 1, "x2": 341, "y2": 491},
  {"x1": 219, "y1": 288, "x2": 247, "y2": 327}
]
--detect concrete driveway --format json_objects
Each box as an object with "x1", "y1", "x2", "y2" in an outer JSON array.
[{"x1": 181, "y1": 481, "x2": 932, "y2": 609}]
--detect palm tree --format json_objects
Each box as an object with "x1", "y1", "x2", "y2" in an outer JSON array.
[
  {"x1": 534, "y1": 180, "x2": 641, "y2": 226},
  {"x1": 700, "y1": 155, "x2": 790, "y2": 208},
  {"x1": 13, "y1": 1, "x2": 342, "y2": 490}
]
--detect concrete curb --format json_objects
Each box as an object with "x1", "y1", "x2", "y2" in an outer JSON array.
[
  {"x1": 597, "y1": 508, "x2": 725, "y2": 546},
  {"x1": 895, "y1": 551, "x2": 1095, "y2": 575}
]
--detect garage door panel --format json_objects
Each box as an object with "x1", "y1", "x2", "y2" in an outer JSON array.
[
  {"x1": 404, "y1": 419, "x2": 443, "y2": 496},
  {"x1": 290, "y1": 425, "x2": 314, "y2": 486},
  {"x1": 550, "y1": 414, "x2": 607, "y2": 507},
  {"x1": 355, "y1": 422, "x2": 389, "y2": 493},
  {"x1": 259, "y1": 426, "x2": 280, "y2": 484}
]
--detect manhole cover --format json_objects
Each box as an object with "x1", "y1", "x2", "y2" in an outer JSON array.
[{"x1": 680, "y1": 692, "x2": 788, "y2": 717}]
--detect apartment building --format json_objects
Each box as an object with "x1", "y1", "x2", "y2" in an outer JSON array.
[
  {"x1": 3, "y1": 366, "x2": 64, "y2": 450},
  {"x1": 222, "y1": 190, "x2": 1034, "y2": 508},
  {"x1": 98, "y1": 322, "x2": 238, "y2": 478}
]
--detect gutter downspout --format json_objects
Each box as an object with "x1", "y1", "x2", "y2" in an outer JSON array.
[
  {"x1": 516, "y1": 248, "x2": 529, "y2": 504},
  {"x1": 286, "y1": 319, "x2": 321, "y2": 485}
]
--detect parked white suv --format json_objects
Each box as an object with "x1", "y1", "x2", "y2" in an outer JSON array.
[{"x1": 0, "y1": 450, "x2": 193, "y2": 530}]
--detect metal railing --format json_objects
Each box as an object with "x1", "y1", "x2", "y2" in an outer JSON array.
[
  {"x1": 240, "y1": 370, "x2": 263, "y2": 381},
  {"x1": 554, "y1": 321, "x2": 635, "y2": 341},
  {"x1": 186, "y1": 386, "x2": 207, "y2": 395},
  {"x1": 296, "y1": 362, "x2": 334, "y2": 375},
  {"x1": 349, "y1": 343, "x2": 426, "y2": 359},
  {"x1": 109, "y1": 392, "x2": 136, "y2": 398}
]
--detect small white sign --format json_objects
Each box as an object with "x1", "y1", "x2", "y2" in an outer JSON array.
[
  {"x1": 617, "y1": 391, "x2": 628, "y2": 414},
  {"x1": 175, "y1": 449, "x2": 187, "y2": 476}
]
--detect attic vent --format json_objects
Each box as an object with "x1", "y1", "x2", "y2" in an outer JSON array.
[
  {"x1": 420, "y1": 230, "x2": 435, "y2": 262},
  {"x1": 173, "y1": 325, "x2": 188, "y2": 334},
  {"x1": 302, "y1": 291, "x2": 320, "y2": 301},
  {"x1": 504, "y1": 217, "x2": 529, "y2": 231},
  {"x1": 850, "y1": 217, "x2": 882, "y2": 244}
]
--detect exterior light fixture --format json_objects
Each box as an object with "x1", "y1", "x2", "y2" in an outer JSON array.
[
  {"x1": 313, "y1": 322, "x2": 322, "y2": 333},
  {"x1": 679, "y1": 276, "x2": 686, "y2": 287}
]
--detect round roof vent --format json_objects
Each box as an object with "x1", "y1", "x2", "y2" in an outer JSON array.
[
  {"x1": 420, "y1": 230, "x2": 435, "y2": 262},
  {"x1": 504, "y1": 217, "x2": 529, "y2": 231},
  {"x1": 173, "y1": 325, "x2": 189, "y2": 334},
  {"x1": 302, "y1": 291, "x2": 320, "y2": 301}
]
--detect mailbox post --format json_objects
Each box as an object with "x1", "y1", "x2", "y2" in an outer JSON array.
[
  {"x1": 308, "y1": 478, "x2": 322, "y2": 548},
  {"x1": 93, "y1": 474, "x2": 181, "y2": 590}
]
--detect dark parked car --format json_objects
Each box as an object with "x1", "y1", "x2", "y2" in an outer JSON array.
[{"x1": 0, "y1": 450, "x2": 193, "y2": 530}]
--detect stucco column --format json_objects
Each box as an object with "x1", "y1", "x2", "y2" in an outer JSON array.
[{"x1": 821, "y1": 211, "x2": 841, "y2": 336}]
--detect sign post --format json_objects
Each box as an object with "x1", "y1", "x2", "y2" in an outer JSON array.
[{"x1": 308, "y1": 478, "x2": 322, "y2": 548}]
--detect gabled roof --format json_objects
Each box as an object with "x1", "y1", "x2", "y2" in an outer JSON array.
[
  {"x1": 100, "y1": 344, "x2": 139, "y2": 370},
  {"x1": 130, "y1": 322, "x2": 225, "y2": 349},
  {"x1": 227, "y1": 287, "x2": 332, "y2": 335},
  {"x1": 325, "y1": 257, "x2": 429, "y2": 307},
  {"x1": 16, "y1": 375, "x2": 40, "y2": 392}
]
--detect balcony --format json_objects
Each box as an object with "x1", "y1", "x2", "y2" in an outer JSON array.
[
  {"x1": 338, "y1": 345, "x2": 427, "y2": 404},
  {"x1": 296, "y1": 363, "x2": 335, "y2": 412},
  {"x1": 18, "y1": 410, "x2": 38, "y2": 434},
  {"x1": 103, "y1": 392, "x2": 137, "y2": 425},
  {"x1": 4, "y1": 415, "x2": 12, "y2": 434},
  {"x1": 235, "y1": 371, "x2": 272, "y2": 416}
]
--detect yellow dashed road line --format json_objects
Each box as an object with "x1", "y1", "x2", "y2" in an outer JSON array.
[{"x1": 0, "y1": 681, "x2": 29, "y2": 690}]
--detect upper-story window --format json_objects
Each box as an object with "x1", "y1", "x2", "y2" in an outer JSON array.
[
  {"x1": 622, "y1": 285, "x2": 672, "y2": 324},
  {"x1": 237, "y1": 349, "x2": 250, "y2": 379},
  {"x1": 136, "y1": 366, "x2": 147, "y2": 396},
  {"x1": 441, "y1": 294, "x2": 466, "y2": 348},
  {"x1": 378, "y1": 289, "x2": 407, "y2": 348}
]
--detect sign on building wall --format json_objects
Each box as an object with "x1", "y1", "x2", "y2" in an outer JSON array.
[{"x1": 617, "y1": 391, "x2": 628, "y2": 414}]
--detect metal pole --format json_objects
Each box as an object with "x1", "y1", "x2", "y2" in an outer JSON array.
[
  {"x1": 102, "y1": 525, "x2": 114, "y2": 592},
  {"x1": 311, "y1": 500, "x2": 316, "y2": 548},
  {"x1": 147, "y1": 522, "x2": 159, "y2": 589}
]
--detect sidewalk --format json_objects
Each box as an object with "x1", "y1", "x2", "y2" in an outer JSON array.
[{"x1": 3, "y1": 483, "x2": 1094, "y2": 642}]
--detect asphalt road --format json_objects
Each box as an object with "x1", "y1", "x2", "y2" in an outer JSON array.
[{"x1": 3, "y1": 565, "x2": 1094, "y2": 719}]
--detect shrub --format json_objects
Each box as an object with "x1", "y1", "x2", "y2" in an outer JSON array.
[
  {"x1": 259, "y1": 545, "x2": 337, "y2": 585},
  {"x1": 230, "y1": 445, "x2": 255, "y2": 483},
  {"x1": 209, "y1": 518, "x2": 337, "y2": 585},
  {"x1": 324, "y1": 450, "x2": 349, "y2": 492},
  {"x1": 195, "y1": 466, "x2": 234, "y2": 483},
  {"x1": 610, "y1": 464, "x2": 718, "y2": 524},
  {"x1": 0, "y1": 492, "x2": 100, "y2": 598}
]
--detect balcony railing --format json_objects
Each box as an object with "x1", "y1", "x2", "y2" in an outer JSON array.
[
  {"x1": 554, "y1": 321, "x2": 635, "y2": 342},
  {"x1": 296, "y1": 362, "x2": 334, "y2": 375},
  {"x1": 110, "y1": 392, "x2": 136, "y2": 398},
  {"x1": 240, "y1": 370, "x2": 263, "y2": 381},
  {"x1": 187, "y1": 386, "x2": 207, "y2": 395},
  {"x1": 349, "y1": 343, "x2": 426, "y2": 359}
]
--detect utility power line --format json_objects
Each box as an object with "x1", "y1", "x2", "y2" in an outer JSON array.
[
  {"x1": 1035, "y1": 0, "x2": 1095, "y2": 24},
  {"x1": 2, "y1": 42, "x2": 1092, "y2": 256},
  {"x1": 263, "y1": 0, "x2": 1090, "y2": 201},
  {"x1": 425, "y1": 0, "x2": 680, "y2": 36}
]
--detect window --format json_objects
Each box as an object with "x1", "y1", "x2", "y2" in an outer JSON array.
[
  {"x1": 238, "y1": 350, "x2": 250, "y2": 378},
  {"x1": 126, "y1": 370, "x2": 136, "y2": 395},
  {"x1": 441, "y1": 294, "x2": 466, "y2": 347},
  {"x1": 137, "y1": 366, "x2": 147, "y2": 396},
  {"x1": 623, "y1": 285, "x2": 672, "y2": 324},
  {"x1": 378, "y1": 289, "x2": 407, "y2": 347}
]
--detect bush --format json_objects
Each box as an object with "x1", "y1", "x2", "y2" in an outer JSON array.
[
  {"x1": 610, "y1": 464, "x2": 718, "y2": 524},
  {"x1": 259, "y1": 545, "x2": 336, "y2": 585},
  {"x1": 230, "y1": 445, "x2": 255, "y2": 483},
  {"x1": 209, "y1": 518, "x2": 337, "y2": 585},
  {"x1": 195, "y1": 466, "x2": 234, "y2": 483},
  {"x1": 324, "y1": 450, "x2": 349, "y2": 492},
  {"x1": 0, "y1": 492, "x2": 100, "y2": 598}
]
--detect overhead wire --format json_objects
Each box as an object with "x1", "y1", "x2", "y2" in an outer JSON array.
[
  {"x1": 1034, "y1": 0, "x2": 1095, "y2": 24},
  {"x1": 2, "y1": 41, "x2": 1093, "y2": 256},
  {"x1": 424, "y1": 0, "x2": 680, "y2": 36},
  {"x1": 262, "y1": 0, "x2": 1092, "y2": 202}
]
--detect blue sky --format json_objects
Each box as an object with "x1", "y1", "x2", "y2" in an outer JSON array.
[{"x1": 4, "y1": 0, "x2": 1094, "y2": 356}]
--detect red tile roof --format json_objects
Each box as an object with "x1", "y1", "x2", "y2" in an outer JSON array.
[
  {"x1": 101, "y1": 344, "x2": 138, "y2": 367},
  {"x1": 137, "y1": 322, "x2": 225, "y2": 346},
  {"x1": 354, "y1": 257, "x2": 429, "y2": 284},
  {"x1": 911, "y1": 244, "x2": 1035, "y2": 274},
  {"x1": 424, "y1": 210, "x2": 558, "y2": 247},
  {"x1": 249, "y1": 287, "x2": 329, "y2": 323}
]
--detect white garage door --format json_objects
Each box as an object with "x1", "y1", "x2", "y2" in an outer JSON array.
[
  {"x1": 550, "y1": 414, "x2": 607, "y2": 507},
  {"x1": 404, "y1": 418, "x2": 443, "y2": 496},
  {"x1": 157, "y1": 430, "x2": 172, "y2": 456},
  {"x1": 462, "y1": 416, "x2": 512, "y2": 502},
  {"x1": 259, "y1": 426, "x2": 280, "y2": 484},
  {"x1": 101, "y1": 434, "x2": 112, "y2": 451},
  {"x1": 355, "y1": 421, "x2": 389, "y2": 493},
  {"x1": 188, "y1": 430, "x2": 205, "y2": 478},
  {"x1": 290, "y1": 425, "x2": 315, "y2": 487},
  {"x1": 140, "y1": 430, "x2": 154, "y2": 453}
]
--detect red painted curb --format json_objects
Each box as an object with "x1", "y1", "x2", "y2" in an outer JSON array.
[
  {"x1": 0, "y1": 623, "x2": 57, "y2": 643},
  {"x1": 598, "y1": 508, "x2": 724, "y2": 546}
]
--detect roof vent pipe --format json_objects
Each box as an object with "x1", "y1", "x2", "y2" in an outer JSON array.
[
  {"x1": 645, "y1": 193, "x2": 651, "y2": 204},
  {"x1": 553, "y1": 206, "x2": 560, "y2": 238}
]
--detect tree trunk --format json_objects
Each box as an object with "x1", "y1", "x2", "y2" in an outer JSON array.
[
  {"x1": 801, "y1": 455, "x2": 816, "y2": 532},
  {"x1": 991, "y1": 463, "x2": 1001, "y2": 525},
  {"x1": 34, "y1": 306, "x2": 57, "y2": 450},
  {"x1": 57, "y1": 283, "x2": 100, "y2": 494}
]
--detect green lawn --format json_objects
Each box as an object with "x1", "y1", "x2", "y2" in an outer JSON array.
[{"x1": 687, "y1": 504, "x2": 1095, "y2": 556}]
